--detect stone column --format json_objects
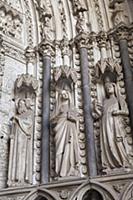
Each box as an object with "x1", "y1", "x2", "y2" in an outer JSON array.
[
  {"x1": 39, "y1": 40, "x2": 55, "y2": 183},
  {"x1": 75, "y1": 33, "x2": 97, "y2": 177},
  {"x1": 115, "y1": 26, "x2": 133, "y2": 130}
]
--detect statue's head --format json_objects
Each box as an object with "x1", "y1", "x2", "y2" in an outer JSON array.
[
  {"x1": 104, "y1": 82, "x2": 115, "y2": 97},
  {"x1": 61, "y1": 90, "x2": 69, "y2": 100},
  {"x1": 17, "y1": 99, "x2": 27, "y2": 114}
]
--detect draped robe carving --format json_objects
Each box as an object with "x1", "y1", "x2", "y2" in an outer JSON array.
[
  {"x1": 8, "y1": 99, "x2": 33, "y2": 186},
  {"x1": 51, "y1": 89, "x2": 80, "y2": 177}
]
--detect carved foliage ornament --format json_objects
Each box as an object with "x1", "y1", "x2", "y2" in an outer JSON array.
[
  {"x1": 53, "y1": 66, "x2": 78, "y2": 84},
  {"x1": 95, "y1": 58, "x2": 122, "y2": 80},
  {"x1": 15, "y1": 74, "x2": 38, "y2": 95}
]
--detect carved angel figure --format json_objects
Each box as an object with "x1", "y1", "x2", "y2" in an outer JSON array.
[
  {"x1": 51, "y1": 89, "x2": 80, "y2": 177},
  {"x1": 94, "y1": 82, "x2": 132, "y2": 173},
  {"x1": 8, "y1": 98, "x2": 33, "y2": 186}
]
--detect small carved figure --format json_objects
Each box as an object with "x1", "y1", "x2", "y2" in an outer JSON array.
[
  {"x1": 4, "y1": 13, "x2": 14, "y2": 36},
  {"x1": 94, "y1": 81, "x2": 132, "y2": 173},
  {"x1": 70, "y1": 0, "x2": 87, "y2": 15},
  {"x1": 76, "y1": 12, "x2": 86, "y2": 34},
  {"x1": 8, "y1": 98, "x2": 33, "y2": 186},
  {"x1": 14, "y1": 18, "x2": 22, "y2": 40},
  {"x1": 42, "y1": 16, "x2": 53, "y2": 41},
  {"x1": 110, "y1": 2, "x2": 129, "y2": 26},
  {"x1": 51, "y1": 89, "x2": 80, "y2": 177}
]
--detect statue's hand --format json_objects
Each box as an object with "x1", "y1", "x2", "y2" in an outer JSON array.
[
  {"x1": 112, "y1": 110, "x2": 120, "y2": 116},
  {"x1": 112, "y1": 110, "x2": 128, "y2": 116}
]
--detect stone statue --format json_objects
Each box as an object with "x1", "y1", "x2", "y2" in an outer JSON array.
[
  {"x1": 8, "y1": 98, "x2": 33, "y2": 186},
  {"x1": 94, "y1": 81, "x2": 132, "y2": 173},
  {"x1": 51, "y1": 89, "x2": 80, "y2": 178},
  {"x1": 76, "y1": 12, "x2": 87, "y2": 34},
  {"x1": 42, "y1": 16, "x2": 53, "y2": 41}
]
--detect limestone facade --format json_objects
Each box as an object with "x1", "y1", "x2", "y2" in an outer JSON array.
[{"x1": 0, "y1": 0, "x2": 133, "y2": 199}]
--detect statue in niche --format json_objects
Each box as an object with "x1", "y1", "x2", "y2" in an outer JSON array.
[
  {"x1": 94, "y1": 80, "x2": 132, "y2": 173},
  {"x1": 8, "y1": 98, "x2": 33, "y2": 186},
  {"x1": 51, "y1": 83, "x2": 80, "y2": 178}
]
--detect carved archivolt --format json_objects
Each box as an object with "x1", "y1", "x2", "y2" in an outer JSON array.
[
  {"x1": 69, "y1": 180, "x2": 117, "y2": 200},
  {"x1": 23, "y1": 188, "x2": 58, "y2": 200}
]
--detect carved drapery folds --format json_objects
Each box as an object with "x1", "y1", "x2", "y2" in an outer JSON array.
[
  {"x1": 50, "y1": 66, "x2": 84, "y2": 179},
  {"x1": 93, "y1": 58, "x2": 133, "y2": 174},
  {"x1": 8, "y1": 74, "x2": 38, "y2": 186}
]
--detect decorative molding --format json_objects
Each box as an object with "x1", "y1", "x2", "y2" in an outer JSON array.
[{"x1": 38, "y1": 39, "x2": 55, "y2": 57}]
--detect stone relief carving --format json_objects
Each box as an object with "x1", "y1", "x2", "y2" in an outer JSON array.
[
  {"x1": 0, "y1": 2, "x2": 23, "y2": 40},
  {"x1": 58, "y1": 0, "x2": 68, "y2": 39},
  {"x1": 8, "y1": 98, "x2": 33, "y2": 186},
  {"x1": 93, "y1": 59, "x2": 133, "y2": 174},
  {"x1": 7, "y1": 74, "x2": 38, "y2": 186},
  {"x1": 70, "y1": 0, "x2": 87, "y2": 15},
  {"x1": 94, "y1": 81, "x2": 132, "y2": 173},
  {"x1": 50, "y1": 66, "x2": 81, "y2": 178},
  {"x1": 109, "y1": 0, "x2": 129, "y2": 26},
  {"x1": 76, "y1": 12, "x2": 88, "y2": 34},
  {"x1": 36, "y1": 0, "x2": 54, "y2": 41}
]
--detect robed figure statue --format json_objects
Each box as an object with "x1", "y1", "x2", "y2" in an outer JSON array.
[
  {"x1": 51, "y1": 88, "x2": 80, "y2": 178},
  {"x1": 8, "y1": 98, "x2": 33, "y2": 186},
  {"x1": 94, "y1": 81, "x2": 132, "y2": 173}
]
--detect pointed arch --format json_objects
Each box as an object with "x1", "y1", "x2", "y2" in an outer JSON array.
[
  {"x1": 23, "y1": 188, "x2": 58, "y2": 200},
  {"x1": 69, "y1": 180, "x2": 117, "y2": 200}
]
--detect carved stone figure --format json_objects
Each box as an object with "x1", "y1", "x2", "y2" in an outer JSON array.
[
  {"x1": 110, "y1": 1, "x2": 129, "y2": 26},
  {"x1": 8, "y1": 98, "x2": 33, "y2": 186},
  {"x1": 76, "y1": 12, "x2": 87, "y2": 34},
  {"x1": 51, "y1": 89, "x2": 80, "y2": 177},
  {"x1": 70, "y1": 0, "x2": 87, "y2": 15},
  {"x1": 94, "y1": 81, "x2": 132, "y2": 173},
  {"x1": 42, "y1": 16, "x2": 53, "y2": 41},
  {"x1": 4, "y1": 13, "x2": 14, "y2": 36},
  {"x1": 14, "y1": 17, "x2": 22, "y2": 40}
]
